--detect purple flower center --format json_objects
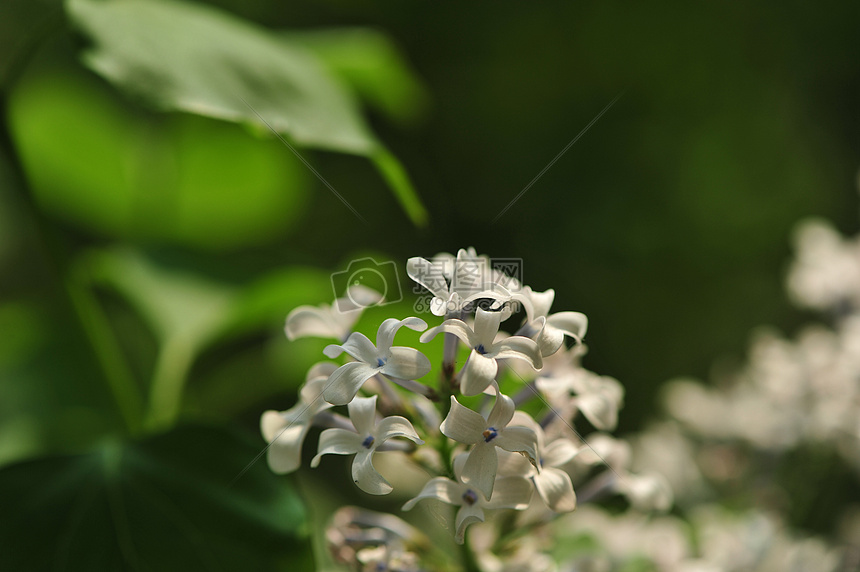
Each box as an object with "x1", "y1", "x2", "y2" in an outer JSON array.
[
  {"x1": 475, "y1": 344, "x2": 487, "y2": 355},
  {"x1": 362, "y1": 435, "x2": 375, "y2": 449},
  {"x1": 376, "y1": 357, "x2": 385, "y2": 368},
  {"x1": 482, "y1": 427, "x2": 498, "y2": 442},
  {"x1": 462, "y1": 489, "x2": 478, "y2": 506}
]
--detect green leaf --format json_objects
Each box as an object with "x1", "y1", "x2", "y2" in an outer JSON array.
[
  {"x1": 65, "y1": 0, "x2": 428, "y2": 226},
  {"x1": 84, "y1": 248, "x2": 237, "y2": 349},
  {"x1": 0, "y1": 425, "x2": 311, "y2": 571},
  {"x1": 9, "y1": 70, "x2": 311, "y2": 249},
  {"x1": 283, "y1": 27, "x2": 429, "y2": 125}
]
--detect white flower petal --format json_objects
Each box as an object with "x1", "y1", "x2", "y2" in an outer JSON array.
[
  {"x1": 492, "y1": 335, "x2": 543, "y2": 369},
  {"x1": 306, "y1": 361, "x2": 339, "y2": 383},
  {"x1": 461, "y1": 442, "x2": 498, "y2": 500},
  {"x1": 577, "y1": 393, "x2": 619, "y2": 431},
  {"x1": 485, "y1": 476, "x2": 533, "y2": 510},
  {"x1": 352, "y1": 450, "x2": 392, "y2": 495},
  {"x1": 473, "y1": 308, "x2": 503, "y2": 347},
  {"x1": 300, "y1": 375, "x2": 336, "y2": 407},
  {"x1": 542, "y1": 437, "x2": 582, "y2": 468},
  {"x1": 402, "y1": 477, "x2": 464, "y2": 511},
  {"x1": 338, "y1": 285, "x2": 383, "y2": 313},
  {"x1": 534, "y1": 468, "x2": 576, "y2": 512},
  {"x1": 324, "y1": 332, "x2": 379, "y2": 363},
  {"x1": 261, "y1": 410, "x2": 309, "y2": 474},
  {"x1": 419, "y1": 319, "x2": 476, "y2": 346},
  {"x1": 285, "y1": 305, "x2": 340, "y2": 341},
  {"x1": 532, "y1": 319, "x2": 565, "y2": 357},
  {"x1": 495, "y1": 426, "x2": 538, "y2": 466},
  {"x1": 348, "y1": 395, "x2": 379, "y2": 436},
  {"x1": 382, "y1": 346, "x2": 431, "y2": 380},
  {"x1": 547, "y1": 311, "x2": 588, "y2": 341},
  {"x1": 407, "y1": 257, "x2": 451, "y2": 300},
  {"x1": 525, "y1": 288, "x2": 556, "y2": 319},
  {"x1": 459, "y1": 351, "x2": 498, "y2": 396},
  {"x1": 454, "y1": 504, "x2": 485, "y2": 544},
  {"x1": 496, "y1": 449, "x2": 533, "y2": 477},
  {"x1": 487, "y1": 392, "x2": 517, "y2": 429},
  {"x1": 323, "y1": 362, "x2": 378, "y2": 406},
  {"x1": 429, "y1": 297, "x2": 449, "y2": 317},
  {"x1": 440, "y1": 397, "x2": 485, "y2": 444},
  {"x1": 310, "y1": 428, "x2": 363, "y2": 467},
  {"x1": 375, "y1": 416, "x2": 423, "y2": 444},
  {"x1": 375, "y1": 317, "x2": 428, "y2": 353}
]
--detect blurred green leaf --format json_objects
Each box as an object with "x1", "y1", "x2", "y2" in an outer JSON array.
[
  {"x1": 85, "y1": 249, "x2": 237, "y2": 349},
  {"x1": 9, "y1": 70, "x2": 310, "y2": 249},
  {"x1": 65, "y1": 0, "x2": 428, "y2": 226},
  {"x1": 80, "y1": 248, "x2": 336, "y2": 426},
  {"x1": 0, "y1": 424, "x2": 311, "y2": 571},
  {"x1": 283, "y1": 27, "x2": 429, "y2": 125}
]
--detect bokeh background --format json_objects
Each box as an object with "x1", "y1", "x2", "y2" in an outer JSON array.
[{"x1": 1, "y1": 0, "x2": 858, "y2": 569}]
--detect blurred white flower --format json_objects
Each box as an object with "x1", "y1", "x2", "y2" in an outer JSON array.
[
  {"x1": 323, "y1": 317, "x2": 431, "y2": 405},
  {"x1": 440, "y1": 391, "x2": 538, "y2": 499},
  {"x1": 788, "y1": 219, "x2": 860, "y2": 311},
  {"x1": 421, "y1": 307, "x2": 542, "y2": 395},
  {"x1": 311, "y1": 395, "x2": 423, "y2": 495},
  {"x1": 536, "y1": 365, "x2": 624, "y2": 431},
  {"x1": 260, "y1": 362, "x2": 336, "y2": 474},
  {"x1": 284, "y1": 285, "x2": 381, "y2": 341}
]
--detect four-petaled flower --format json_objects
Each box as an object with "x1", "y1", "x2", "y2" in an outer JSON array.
[
  {"x1": 402, "y1": 454, "x2": 532, "y2": 544},
  {"x1": 323, "y1": 317, "x2": 431, "y2": 405},
  {"x1": 260, "y1": 362, "x2": 336, "y2": 474},
  {"x1": 311, "y1": 395, "x2": 424, "y2": 494},
  {"x1": 421, "y1": 307, "x2": 543, "y2": 396},
  {"x1": 440, "y1": 391, "x2": 539, "y2": 500},
  {"x1": 285, "y1": 285, "x2": 381, "y2": 341},
  {"x1": 407, "y1": 248, "x2": 510, "y2": 317}
]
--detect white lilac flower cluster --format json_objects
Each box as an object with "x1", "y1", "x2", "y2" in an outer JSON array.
[
  {"x1": 262, "y1": 248, "x2": 668, "y2": 559},
  {"x1": 663, "y1": 219, "x2": 860, "y2": 471}
]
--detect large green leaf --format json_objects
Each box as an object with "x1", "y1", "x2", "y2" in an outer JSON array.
[
  {"x1": 9, "y1": 70, "x2": 311, "y2": 249},
  {"x1": 0, "y1": 425, "x2": 311, "y2": 571},
  {"x1": 283, "y1": 28, "x2": 429, "y2": 125},
  {"x1": 65, "y1": 0, "x2": 428, "y2": 226}
]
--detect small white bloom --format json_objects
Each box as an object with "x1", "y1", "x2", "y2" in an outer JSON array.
[
  {"x1": 615, "y1": 471, "x2": 673, "y2": 512},
  {"x1": 421, "y1": 307, "x2": 542, "y2": 396},
  {"x1": 285, "y1": 285, "x2": 382, "y2": 341},
  {"x1": 311, "y1": 395, "x2": 423, "y2": 495},
  {"x1": 323, "y1": 317, "x2": 431, "y2": 405},
  {"x1": 260, "y1": 362, "x2": 337, "y2": 474},
  {"x1": 440, "y1": 391, "x2": 539, "y2": 499},
  {"x1": 536, "y1": 362, "x2": 624, "y2": 431},
  {"x1": 407, "y1": 248, "x2": 511, "y2": 317},
  {"x1": 511, "y1": 286, "x2": 588, "y2": 357},
  {"x1": 402, "y1": 454, "x2": 532, "y2": 544}
]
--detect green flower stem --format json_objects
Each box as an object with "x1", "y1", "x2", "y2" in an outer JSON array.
[
  {"x1": 460, "y1": 527, "x2": 483, "y2": 572},
  {"x1": 67, "y1": 268, "x2": 145, "y2": 436},
  {"x1": 144, "y1": 336, "x2": 196, "y2": 431}
]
